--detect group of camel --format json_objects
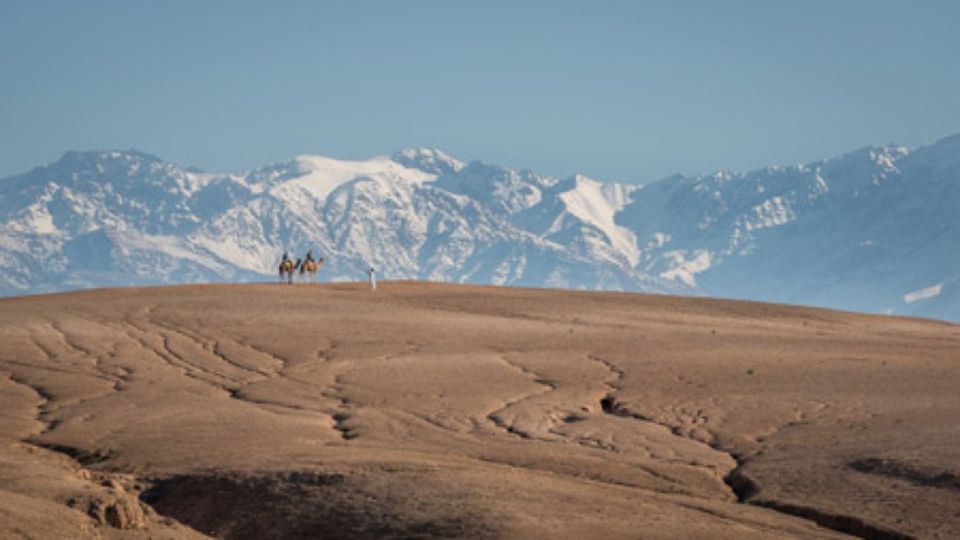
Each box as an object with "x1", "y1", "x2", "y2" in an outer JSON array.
[{"x1": 278, "y1": 255, "x2": 324, "y2": 284}]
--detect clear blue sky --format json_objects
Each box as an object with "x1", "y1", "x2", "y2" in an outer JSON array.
[{"x1": 2, "y1": 0, "x2": 959, "y2": 183}]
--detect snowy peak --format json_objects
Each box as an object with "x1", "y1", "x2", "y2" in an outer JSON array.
[
  {"x1": 839, "y1": 143, "x2": 908, "y2": 168},
  {"x1": 39, "y1": 149, "x2": 233, "y2": 204},
  {"x1": 554, "y1": 174, "x2": 640, "y2": 266},
  {"x1": 619, "y1": 134, "x2": 959, "y2": 320},
  {"x1": 274, "y1": 154, "x2": 436, "y2": 202},
  {"x1": 436, "y1": 160, "x2": 550, "y2": 215},
  {"x1": 391, "y1": 147, "x2": 465, "y2": 176},
  {"x1": 55, "y1": 149, "x2": 166, "y2": 169},
  {"x1": 294, "y1": 154, "x2": 436, "y2": 183},
  {"x1": 0, "y1": 150, "x2": 244, "y2": 237},
  {"x1": 49, "y1": 149, "x2": 203, "y2": 187}
]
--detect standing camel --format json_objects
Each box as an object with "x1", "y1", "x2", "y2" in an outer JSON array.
[
  {"x1": 299, "y1": 257, "x2": 324, "y2": 283},
  {"x1": 278, "y1": 259, "x2": 296, "y2": 285}
]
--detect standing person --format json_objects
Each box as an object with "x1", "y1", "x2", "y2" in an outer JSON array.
[{"x1": 368, "y1": 267, "x2": 376, "y2": 291}]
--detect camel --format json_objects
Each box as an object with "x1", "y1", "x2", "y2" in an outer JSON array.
[
  {"x1": 299, "y1": 257, "x2": 324, "y2": 284},
  {"x1": 278, "y1": 259, "x2": 296, "y2": 285}
]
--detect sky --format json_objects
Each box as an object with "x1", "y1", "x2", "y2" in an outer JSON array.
[{"x1": 2, "y1": 0, "x2": 959, "y2": 183}]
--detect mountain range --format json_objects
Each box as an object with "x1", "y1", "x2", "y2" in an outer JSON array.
[{"x1": 1, "y1": 135, "x2": 957, "y2": 321}]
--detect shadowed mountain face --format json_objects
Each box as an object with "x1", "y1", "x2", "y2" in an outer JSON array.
[
  {"x1": 618, "y1": 137, "x2": 960, "y2": 322},
  {"x1": 0, "y1": 137, "x2": 957, "y2": 320},
  {"x1": 0, "y1": 284, "x2": 957, "y2": 538}
]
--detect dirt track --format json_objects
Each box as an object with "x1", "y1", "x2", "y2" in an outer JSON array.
[{"x1": 1, "y1": 283, "x2": 958, "y2": 539}]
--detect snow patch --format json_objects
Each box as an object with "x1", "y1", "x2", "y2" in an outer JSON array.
[
  {"x1": 190, "y1": 233, "x2": 277, "y2": 274},
  {"x1": 21, "y1": 204, "x2": 58, "y2": 234},
  {"x1": 392, "y1": 148, "x2": 465, "y2": 174},
  {"x1": 271, "y1": 155, "x2": 436, "y2": 204},
  {"x1": 743, "y1": 196, "x2": 795, "y2": 231},
  {"x1": 8, "y1": 185, "x2": 62, "y2": 235},
  {"x1": 649, "y1": 232, "x2": 671, "y2": 248},
  {"x1": 559, "y1": 175, "x2": 639, "y2": 266},
  {"x1": 658, "y1": 250, "x2": 713, "y2": 288},
  {"x1": 903, "y1": 284, "x2": 942, "y2": 304}
]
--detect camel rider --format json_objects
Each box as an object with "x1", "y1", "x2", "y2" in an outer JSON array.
[
  {"x1": 281, "y1": 251, "x2": 291, "y2": 264},
  {"x1": 305, "y1": 250, "x2": 315, "y2": 263}
]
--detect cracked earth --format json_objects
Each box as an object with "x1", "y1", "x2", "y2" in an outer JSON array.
[{"x1": 1, "y1": 282, "x2": 958, "y2": 539}]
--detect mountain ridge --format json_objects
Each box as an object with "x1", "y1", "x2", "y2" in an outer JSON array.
[{"x1": 1, "y1": 135, "x2": 956, "y2": 321}]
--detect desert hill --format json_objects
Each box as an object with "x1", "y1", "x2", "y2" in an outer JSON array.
[{"x1": 1, "y1": 283, "x2": 958, "y2": 538}]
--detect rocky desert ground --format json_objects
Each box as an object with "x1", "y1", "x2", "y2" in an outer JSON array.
[{"x1": 1, "y1": 282, "x2": 958, "y2": 539}]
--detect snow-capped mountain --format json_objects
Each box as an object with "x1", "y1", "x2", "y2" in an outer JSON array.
[
  {"x1": 0, "y1": 136, "x2": 957, "y2": 321},
  {"x1": 617, "y1": 135, "x2": 959, "y2": 322},
  {"x1": 0, "y1": 147, "x2": 680, "y2": 299}
]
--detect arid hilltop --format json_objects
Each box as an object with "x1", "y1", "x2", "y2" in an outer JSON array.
[{"x1": 1, "y1": 283, "x2": 958, "y2": 539}]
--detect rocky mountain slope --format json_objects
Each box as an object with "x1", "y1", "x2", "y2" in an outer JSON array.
[
  {"x1": 621, "y1": 135, "x2": 960, "y2": 322},
  {"x1": 0, "y1": 136, "x2": 956, "y2": 321}
]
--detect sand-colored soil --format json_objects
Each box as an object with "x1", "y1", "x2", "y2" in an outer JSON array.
[{"x1": 0, "y1": 283, "x2": 958, "y2": 539}]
